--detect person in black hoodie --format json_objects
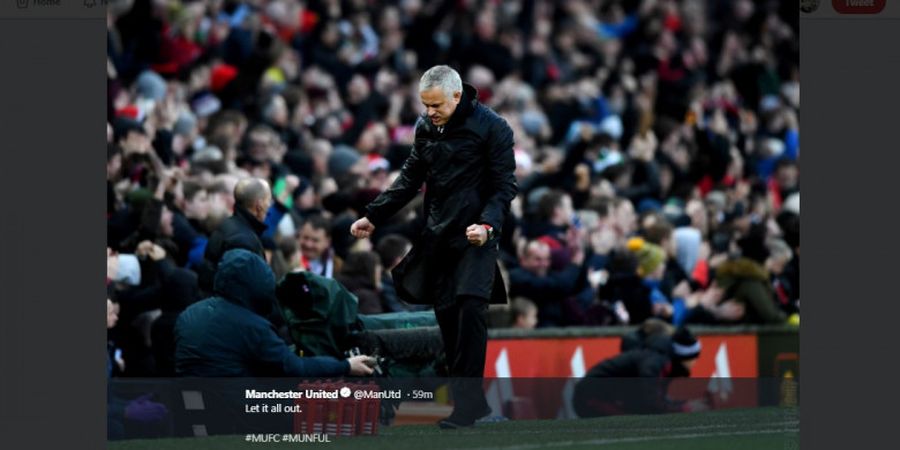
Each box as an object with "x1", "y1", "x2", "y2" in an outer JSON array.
[
  {"x1": 573, "y1": 327, "x2": 707, "y2": 417},
  {"x1": 175, "y1": 249, "x2": 374, "y2": 377}
]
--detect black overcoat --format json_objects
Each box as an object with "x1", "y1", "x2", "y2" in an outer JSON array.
[{"x1": 365, "y1": 84, "x2": 517, "y2": 310}]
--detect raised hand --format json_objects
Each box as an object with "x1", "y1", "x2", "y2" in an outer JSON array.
[{"x1": 350, "y1": 217, "x2": 375, "y2": 239}]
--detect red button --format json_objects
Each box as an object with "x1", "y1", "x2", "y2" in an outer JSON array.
[{"x1": 832, "y1": 0, "x2": 886, "y2": 14}]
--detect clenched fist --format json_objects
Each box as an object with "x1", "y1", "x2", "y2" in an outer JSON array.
[
  {"x1": 350, "y1": 217, "x2": 375, "y2": 239},
  {"x1": 466, "y1": 224, "x2": 488, "y2": 246}
]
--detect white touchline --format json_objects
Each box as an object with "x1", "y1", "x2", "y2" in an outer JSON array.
[
  {"x1": 413, "y1": 420, "x2": 799, "y2": 437},
  {"x1": 454, "y1": 427, "x2": 799, "y2": 450}
]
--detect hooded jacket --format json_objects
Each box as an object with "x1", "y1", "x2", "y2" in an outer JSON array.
[
  {"x1": 573, "y1": 334, "x2": 689, "y2": 416},
  {"x1": 715, "y1": 257, "x2": 786, "y2": 324},
  {"x1": 175, "y1": 249, "x2": 350, "y2": 377}
]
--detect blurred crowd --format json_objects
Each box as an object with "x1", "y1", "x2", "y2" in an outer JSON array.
[{"x1": 106, "y1": 0, "x2": 799, "y2": 376}]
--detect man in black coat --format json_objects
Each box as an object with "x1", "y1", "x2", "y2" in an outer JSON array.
[
  {"x1": 350, "y1": 65, "x2": 517, "y2": 428},
  {"x1": 200, "y1": 177, "x2": 271, "y2": 291}
]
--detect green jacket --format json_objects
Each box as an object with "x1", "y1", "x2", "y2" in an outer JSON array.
[{"x1": 716, "y1": 258, "x2": 786, "y2": 324}]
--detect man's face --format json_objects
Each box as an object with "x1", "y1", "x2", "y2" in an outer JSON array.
[
  {"x1": 521, "y1": 244, "x2": 551, "y2": 277},
  {"x1": 299, "y1": 224, "x2": 330, "y2": 261},
  {"x1": 296, "y1": 185, "x2": 317, "y2": 210},
  {"x1": 209, "y1": 191, "x2": 230, "y2": 218},
  {"x1": 686, "y1": 199, "x2": 707, "y2": 231},
  {"x1": 767, "y1": 254, "x2": 789, "y2": 275},
  {"x1": 662, "y1": 236, "x2": 675, "y2": 257},
  {"x1": 777, "y1": 165, "x2": 799, "y2": 189},
  {"x1": 184, "y1": 190, "x2": 210, "y2": 220},
  {"x1": 159, "y1": 206, "x2": 175, "y2": 237},
  {"x1": 107, "y1": 299, "x2": 119, "y2": 329},
  {"x1": 248, "y1": 131, "x2": 271, "y2": 161},
  {"x1": 615, "y1": 201, "x2": 636, "y2": 235},
  {"x1": 107, "y1": 153, "x2": 122, "y2": 180},
  {"x1": 516, "y1": 307, "x2": 538, "y2": 329},
  {"x1": 120, "y1": 130, "x2": 150, "y2": 155},
  {"x1": 253, "y1": 188, "x2": 273, "y2": 222},
  {"x1": 107, "y1": 249, "x2": 119, "y2": 280},
  {"x1": 420, "y1": 87, "x2": 461, "y2": 127},
  {"x1": 553, "y1": 195, "x2": 574, "y2": 225}
]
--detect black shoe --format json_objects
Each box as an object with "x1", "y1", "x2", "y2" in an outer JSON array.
[
  {"x1": 437, "y1": 417, "x2": 474, "y2": 429},
  {"x1": 474, "y1": 406, "x2": 493, "y2": 420},
  {"x1": 436, "y1": 405, "x2": 492, "y2": 429}
]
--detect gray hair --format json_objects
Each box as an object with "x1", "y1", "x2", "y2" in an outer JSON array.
[
  {"x1": 766, "y1": 238, "x2": 793, "y2": 261},
  {"x1": 234, "y1": 177, "x2": 270, "y2": 211},
  {"x1": 419, "y1": 65, "x2": 463, "y2": 100}
]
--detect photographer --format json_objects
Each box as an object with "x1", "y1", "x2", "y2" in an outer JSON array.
[{"x1": 175, "y1": 249, "x2": 373, "y2": 377}]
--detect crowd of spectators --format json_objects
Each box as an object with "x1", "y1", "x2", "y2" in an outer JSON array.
[{"x1": 106, "y1": 0, "x2": 799, "y2": 376}]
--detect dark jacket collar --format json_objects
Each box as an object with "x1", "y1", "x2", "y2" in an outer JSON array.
[
  {"x1": 233, "y1": 205, "x2": 268, "y2": 236},
  {"x1": 441, "y1": 83, "x2": 478, "y2": 132}
]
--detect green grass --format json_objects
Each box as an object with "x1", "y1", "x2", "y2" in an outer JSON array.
[{"x1": 109, "y1": 406, "x2": 799, "y2": 450}]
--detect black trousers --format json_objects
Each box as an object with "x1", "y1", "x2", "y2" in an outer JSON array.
[{"x1": 435, "y1": 294, "x2": 491, "y2": 421}]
